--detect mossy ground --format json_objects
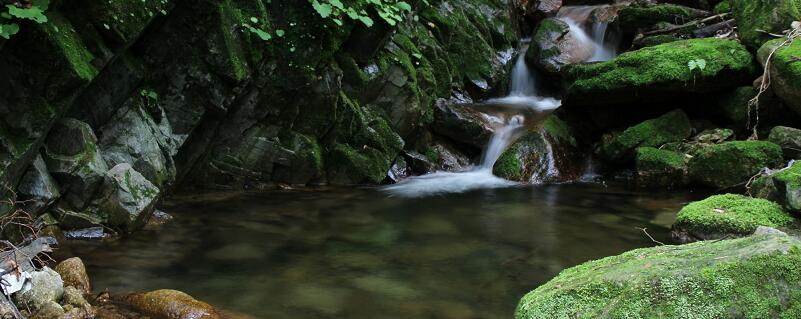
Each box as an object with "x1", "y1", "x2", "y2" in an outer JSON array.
[
  {"x1": 674, "y1": 194, "x2": 793, "y2": 236},
  {"x1": 516, "y1": 234, "x2": 801, "y2": 319}
]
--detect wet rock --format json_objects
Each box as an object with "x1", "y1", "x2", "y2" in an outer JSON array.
[
  {"x1": 55, "y1": 257, "x2": 91, "y2": 294},
  {"x1": 750, "y1": 161, "x2": 801, "y2": 213},
  {"x1": 14, "y1": 267, "x2": 64, "y2": 312},
  {"x1": 432, "y1": 100, "x2": 494, "y2": 148},
  {"x1": 769, "y1": 126, "x2": 801, "y2": 159},
  {"x1": 516, "y1": 233, "x2": 801, "y2": 318},
  {"x1": 432, "y1": 141, "x2": 472, "y2": 171},
  {"x1": 731, "y1": 0, "x2": 801, "y2": 49},
  {"x1": 688, "y1": 140, "x2": 783, "y2": 188},
  {"x1": 144, "y1": 210, "x2": 174, "y2": 230},
  {"x1": 63, "y1": 227, "x2": 107, "y2": 240},
  {"x1": 120, "y1": 289, "x2": 221, "y2": 319},
  {"x1": 526, "y1": 18, "x2": 594, "y2": 75},
  {"x1": 493, "y1": 131, "x2": 557, "y2": 183},
  {"x1": 62, "y1": 286, "x2": 91, "y2": 308},
  {"x1": 599, "y1": 109, "x2": 691, "y2": 162},
  {"x1": 42, "y1": 118, "x2": 108, "y2": 210},
  {"x1": 93, "y1": 164, "x2": 159, "y2": 231},
  {"x1": 516, "y1": 0, "x2": 562, "y2": 23},
  {"x1": 17, "y1": 154, "x2": 61, "y2": 215},
  {"x1": 56, "y1": 210, "x2": 104, "y2": 230},
  {"x1": 618, "y1": 3, "x2": 709, "y2": 31},
  {"x1": 635, "y1": 147, "x2": 688, "y2": 188},
  {"x1": 753, "y1": 225, "x2": 786, "y2": 236},
  {"x1": 403, "y1": 151, "x2": 436, "y2": 175},
  {"x1": 758, "y1": 39, "x2": 801, "y2": 117},
  {"x1": 565, "y1": 38, "x2": 755, "y2": 106},
  {"x1": 671, "y1": 194, "x2": 792, "y2": 242},
  {"x1": 387, "y1": 156, "x2": 410, "y2": 183}
]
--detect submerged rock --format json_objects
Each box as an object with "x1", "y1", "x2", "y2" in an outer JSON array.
[
  {"x1": 758, "y1": 39, "x2": 801, "y2": 117},
  {"x1": 688, "y1": 140, "x2": 783, "y2": 188},
  {"x1": 671, "y1": 194, "x2": 793, "y2": 242},
  {"x1": 599, "y1": 109, "x2": 691, "y2": 162},
  {"x1": 635, "y1": 147, "x2": 688, "y2": 188},
  {"x1": 564, "y1": 38, "x2": 755, "y2": 106},
  {"x1": 751, "y1": 161, "x2": 801, "y2": 213},
  {"x1": 731, "y1": 0, "x2": 801, "y2": 49},
  {"x1": 515, "y1": 233, "x2": 801, "y2": 318},
  {"x1": 119, "y1": 289, "x2": 221, "y2": 319},
  {"x1": 769, "y1": 126, "x2": 801, "y2": 159}
]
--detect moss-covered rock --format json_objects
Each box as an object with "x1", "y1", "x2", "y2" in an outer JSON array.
[
  {"x1": 493, "y1": 131, "x2": 555, "y2": 182},
  {"x1": 618, "y1": 3, "x2": 708, "y2": 31},
  {"x1": 758, "y1": 39, "x2": 801, "y2": 116},
  {"x1": 688, "y1": 140, "x2": 783, "y2": 188},
  {"x1": 731, "y1": 0, "x2": 801, "y2": 49},
  {"x1": 635, "y1": 147, "x2": 687, "y2": 188},
  {"x1": 525, "y1": 18, "x2": 593, "y2": 74},
  {"x1": 515, "y1": 233, "x2": 801, "y2": 318},
  {"x1": 599, "y1": 109, "x2": 692, "y2": 162},
  {"x1": 565, "y1": 38, "x2": 756, "y2": 106},
  {"x1": 672, "y1": 194, "x2": 793, "y2": 242},
  {"x1": 751, "y1": 161, "x2": 801, "y2": 213},
  {"x1": 631, "y1": 34, "x2": 682, "y2": 49},
  {"x1": 769, "y1": 126, "x2": 801, "y2": 159}
]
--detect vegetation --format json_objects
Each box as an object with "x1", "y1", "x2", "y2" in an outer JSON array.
[
  {"x1": 309, "y1": 0, "x2": 414, "y2": 27},
  {"x1": 0, "y1": 0, "x2": 48, "y2": 39},
  {"x1": 674, "y1": 194, "x2": 793, "y2": 236}
]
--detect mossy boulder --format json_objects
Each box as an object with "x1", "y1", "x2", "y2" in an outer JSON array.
[
  {"x1": 751, "y1": 161, "x2": 801, "y2": 213},
  {"x1": 515, "y1": 233, "x2": 801, "y2": 318},
  {"x1": 92, "y1": 163, "x2": 159, "y2": 232},
  {"x1": 599, "y1": 109, "x2": 692, "y2": 162},
  {"x1": 731, "y1": 0, "x2": 801, "y2": 49},
  {"x1": 494, "y1": 115, "x2": 582, "y2": 182},
  {"x1": 565, "y1": 38, "x2": 756, "y2": 106},
  {"x1": 618, "y1": 3, "x2": 709, "y2": 31},
  {"x1": 525, "y1": 18, "x2": 593, "y2": 75},
  {"x1": 671, "y1": 194, "x2": 793, "y2": 242},
  {"x1": 688, "y1": 140, "x2": 783, "y2": 188},
  {"x1": 635, "y1": 147, "x2": 688, "y2": 188},
  {"x1": 769, "y1": 126, "x2": 801, "y2": 159},
  {"x1": 758, "y1": 39, "x2": 801, "y2": 116}
]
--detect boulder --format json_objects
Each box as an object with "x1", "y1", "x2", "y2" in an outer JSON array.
[
  {"x1": 618, "y1": 3, "x2": 709, "y2": 31},
  {"x1": 758, "y1": 39, "x2": 801, "y2": 117},
  {"x1": 769, "y1": 126, "x2": 801, "y2": 159},
  {"x1": 42, "y1": 118, "x2": 109, "y2": 210},
  {"x1": 564, "y1": 38, "x2": 755, "y2": 106},
  {"x1": 599, "y1": 109, "x2": 692, "y2": 162},
  {"x1": 525, "y1": 18, "x2": 594, "y2": 75},
  {"x1": 515, "y1": 233, "x2": 801, "y2": 318},
  {"x1": 92, "y1": 164, "x2": 159, "y2": 231},
  {"x1": 635, "y1": 147, "x2": 688, "y2": 188},
  {"x1": 119, "y1": 289, "x2": 221, "y2": 319},
  {"x1": 17, "y1": 154, "x2": 61, "y2": 215},
  {"x1": 431, "y1": 100, "x2": 494, "y2": 148},
  {"x1": 731, "y1": 0, "x2": 801, "y2": 49},
  {"x1": 516, "y1": 0, "x2": 563, "y2": 23},
  {"x1": 14, "y1": 267, "x2": 64, "y2": 312},
  {"x1": 671, "y1": 193, "x2": 793, "y2": 242},
  {"x1": 688, "y1": 140, "x2": 783, "y2": 188},
  {"x1": 717, "y1": 86, "x2": 757, "y2": 127},
  {"x1": 55, "y1": 257, "x2": 91, "y2": 294},
  {"x1": 750, "y1": 161, "x2": 801, "y2": 213}
]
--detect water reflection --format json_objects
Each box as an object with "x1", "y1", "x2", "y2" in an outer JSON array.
[{"x1": 66, "y1": 184, "x2": 695, "y2": 319}]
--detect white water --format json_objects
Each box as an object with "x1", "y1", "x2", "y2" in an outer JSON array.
[
  {"x1": 557, "y1": 6, "x2": 617, "y2": 62},
  {"x1": 385, "y1": 46, "x2": 561, "y2": 198}
]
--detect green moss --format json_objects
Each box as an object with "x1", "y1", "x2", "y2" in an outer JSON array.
[
  {"x1": 423, "y1": 146, "x2": 439, "y2": 163},
  {"x1": 516, "y1": 234, "x2": 801, "y2": 318},
  {"x1": 566, "y1": 38, "x2": 755, "y2": 95},
  {"x1": 600, "y1": 109, "x2": 691, "y2": 161},
  {"x1": 688, "y1": 140, "x2": 783, "y2": 188},
  {"x1": 714, "y1": 0, "x2": 731, "y2": 14},
  {"x1": 674, "y1": 194, "x2": 792, "y2": 236},
  {"x1": 773, "y1": 161, "x2": 801, "y2": 188},
  {"x1": 618, "y1": 4, "x2": 693, "y2": 29},
  {"x1": 769, "y1": 39, "x2": 801, "y2": 86},
  {"x1": 218, "y1": 0, "x2": 249, "y2": 81},
  {"x1": 493, "y1": 144, "x2": 522, "y2": 180},
  {"x1": 542, "y1": 116, "x2": 577, "y2": 147},
  {"x1": 327, "y1": 143, "x2": 391, "y2": 184},
  {"x1": 636, "y1": 147, "x2": 685, "y2": 171},
  {"x1": 42, "y1": 14, "x2": 97, "y2": 81},
  {"x1": 731, "y1": 0, "x2": 801, "y2": 49}
]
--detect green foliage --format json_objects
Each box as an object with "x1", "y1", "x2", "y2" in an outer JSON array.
[
  {"x1": 0, "y1": 0, "x2": 49, "y2": 39},
  {"x1": 687, "y1": 58, "x2": 707, "y2": 71},
  {"x1": 309, "y1": 0, "x2": 414, "y2": 27}
]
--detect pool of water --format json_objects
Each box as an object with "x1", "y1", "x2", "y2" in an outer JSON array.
[{"x1": 65, "y1": 183, "x2": 697, "y2": 318}]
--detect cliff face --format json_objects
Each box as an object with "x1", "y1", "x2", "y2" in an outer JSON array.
[{"x1": 0, "y1": 0, "x2": 517, "y2": 231}]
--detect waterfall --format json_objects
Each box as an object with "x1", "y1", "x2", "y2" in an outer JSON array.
[{"x1": 557, "y1": 6, "x2": 617, "y2": 62}]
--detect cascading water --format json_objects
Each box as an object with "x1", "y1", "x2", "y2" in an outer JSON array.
[
  {"x1": 557, "y1": 6, "x2": 617, "y2": 62},
  {"x1": 385, "y1": 44, "x2": 561, "y2": 197}
]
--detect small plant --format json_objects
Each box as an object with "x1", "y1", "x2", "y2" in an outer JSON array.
[
  {"x1": 687, "y1": 58, "x2": 706, "y2": 71},
  {"x1": 310, "y1": 0, "x2": 413, "y2": 27},
  {"x1": 242, "y1": 17, "x2": 284, "y2": 42},
  {"x1": 0, "y1": 0, "x2": 49, "y2": 39}
]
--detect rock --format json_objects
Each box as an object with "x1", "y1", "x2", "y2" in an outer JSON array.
[
  {"x1": 92, "y1": 164, "x2": 159, "y2": 231},
  {"x1": 17, "y1": 154, "x2": 61, "y2": 215},
  {"x1": 631, "y1": 34, "x2": 682, "y2": 48},
  {"x1": 493, "y1": 131, "x2": 556, "y2": 182},
  {"x1": 564, "y1": 38, "x2": 755, "y2": 106},
  {"x1": 515, "y1": 233, "x2": 801, "y2": 318},
  {"x1": 731, "y1": 0, "x2": 801, "y2": 49},
  {"x1": 599, "y1": 109, "x2": 691, "y2": 162},
  {"x1": 671, "y1": 194, "x2": 793, "y2": 242},
  {"x1": 635, "y1": 147, "x2": 688, "y2": 188},
  {"x1": 63, "y1": 227, "x2": 108, "y2": 240},
  {"x1": 516, "y1": 0, "x2": 563, "y2": 23},
  {"x1": 688, "y1": 140, "x2": 783, "y2": 188},
  {"x1": 42, "y1": 118, "x2": 109, "y2": 210},
  {"x1": 525, "y1": 18, "x2": 594, "y2": 75},
  {"x1": 33, "y1": 301, "x2": 66, "y2": 319},
  {"x1": 431, "y1": 141, "x2": 472, "y2": 172},
  {"x1": 120, "y1": 289, "x2": 221, "y2": 319},
  {"x1": 718, "y1": 86, "x2": 758, "y2": 127},
  {"x1": 751, "y1": 161, "x2": 801, "y2": 213},
  {"x1": 14, "y1": 267, "x2": 64, "y2": 312},
  {"x1": 769, "y1": 126, "x2": 801, "y2": 159},
  {"x1": 55, "y1": 257, "x2": 91, "y2": 294},
  {"x1": 758, "y1": 39, "x2": 801, "y2": 117},
  {"x1": 62, "y1": 286, "x2": 90, "y2": 308},
  {"x1": 618, "y1": 3, "x2": 709, "y2": 31},
  {"x1": 692, "y1": 128, "x2": 734, "y2": 144},
  {"x1": 431, "y1": 100, "x2": 494, "y2": 148},
  {"x1": 387, "y1": 156, "x2": 410, "y2": 183},
  {"x1": 754, "y1": 225, "x2": 786, "y2": 236}
]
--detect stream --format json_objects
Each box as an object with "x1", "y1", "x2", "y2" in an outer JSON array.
[{"x1": 66, "y1": 184, "x2": 698, "y2": 318}]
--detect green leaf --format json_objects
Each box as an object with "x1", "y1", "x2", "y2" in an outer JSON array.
[
  {"x1": 312, "y1": 1, "x2": 333, "y2": 18},
  {"x1": 696, "y1": 59, "x2": 706, "y2": 70},
  {"x1": 250, "y1": 17, "x2": 259, "y2": 23},
  {"x1": 6, "y1": 5, "x2": 48, "y2": 23},
  {"x1": 687, "y1": 60, "x2": 697, "y2": 71},
  {"x1": 396, "y1": 1, "x2": 412, "y2": 11},
  {"x1": 0, "y1": 23, "x2": 20, "y2": 39},
  {"x1": 330, "y1": 0, "x2": 345, "y2": 10},
  {"x1": 275, "y1": 29, "x2": 285, "y2": 37},
  {"x1": 245, "y1": 25, "x2": 272, "y2": 41},
  {"x1": 333, "y1": 18, "x2": 343, "y2": 26},
  {"x1": 346, "y1": 8, "x2": 359, "y2": 19},
  {"x1": 358, "y1": 15, "x2": 374, "y2": 27}
]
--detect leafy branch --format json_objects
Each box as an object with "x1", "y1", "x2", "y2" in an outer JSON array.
[{"x1": 310, "y1": 0, "x2": 413, "y2": 27}]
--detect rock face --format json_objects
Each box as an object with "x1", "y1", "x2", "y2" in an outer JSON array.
[
  {"x1": 635, "y1": 147, "x2": 687, "y2": 188},
  {"x1": 120, "y1": 289, "x2": 221, "y2": 319},
  {"x1": 525, "y1": 18, "x2": 594, "y2": 75},
  {"x1": 758, "y1": 39, "x2": 801, "y2": 117},
  {"x1": 599, "y1": 109, "x2": 691, "y2": 162},
  {"x1": 751, "y1": 161, "x2": 801, "y2": 213},
  {"x1": 564, "y1": 38, "x2": 755, "y2": 106},
  {"x1": 688, "y1": 140, "x2": 783, "y2": 188},
  {"x1": 671, "y1": 194, "x2": 793, "y2": 242},
  {"x1": 731, "y1": 0, "x2": 801, "y2": 49},
  {"x1": 515, "y1": 233, "x2": 801, "y2": 318},
  {"x1": 769, "y1": 126, "x2": 801, "y2": 159}
]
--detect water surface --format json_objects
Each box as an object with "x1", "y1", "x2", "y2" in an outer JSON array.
[{"x1": 67, "y1": 184, "x2": 695, "y2": 318}]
